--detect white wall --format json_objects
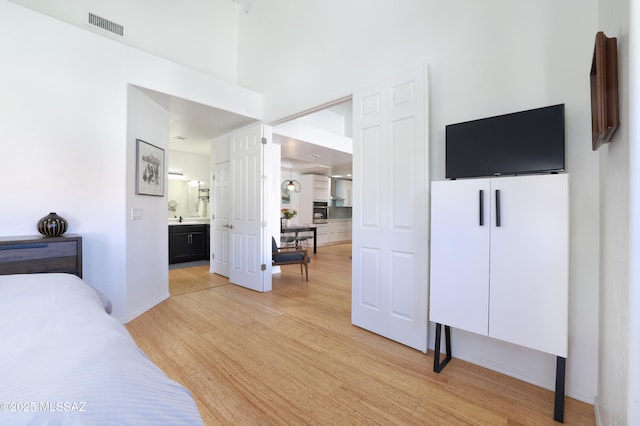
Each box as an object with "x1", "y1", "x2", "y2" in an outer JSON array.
[
  {"x1": 297, "y1": 109, "x2": 347, "y2": 136},
  {"x1": 126, "y1": 86, "x2": 171, "y2": 320},
  {"x1": 596, "y1": 0, "x2": 633, "y2": 424},
  {"x1": 0, "y1": 0, "x2": 262, "y2": 321},
  {"x1": 8, "y1": 0, "x2": 239, "y2": 83},
  {"x1": 0, "y1": 1, "x2": 129, "y2": 318},
  {"x1": 628, "y1": 2, "x2": 640, "y2": 423},
  {"x1": 168, "y1": 151, "x2": 211, "y2": 183},
  {"x1": 238, "y1": 0, "x2": 600, "y2": 402}
]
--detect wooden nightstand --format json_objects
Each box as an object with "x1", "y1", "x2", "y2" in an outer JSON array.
[{"x1": 0, "y1": 234, "x2": 82, "y2": 277}]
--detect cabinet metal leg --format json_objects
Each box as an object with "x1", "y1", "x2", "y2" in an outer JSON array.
[
  {"x1": 433, "y1": 323, "x2": 452, "y2": 373},
  {"x1": 554, "y1": 356, "x2": 566, "y2": 423},
  {"x1": 431, "y1": 322, "x2": 564, "y2": 422}
]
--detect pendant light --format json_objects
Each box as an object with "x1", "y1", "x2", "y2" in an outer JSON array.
[{"x1": 281, "y1": 168, "x2": 301, "y2": 193}]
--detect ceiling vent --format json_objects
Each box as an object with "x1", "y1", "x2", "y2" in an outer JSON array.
[{"x1": 88, "y1": 13, "x2": 124, "y2": 37}]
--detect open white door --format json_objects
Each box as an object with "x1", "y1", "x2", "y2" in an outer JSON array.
[
  {"x1": 211, "y1": 161, "x2": 230, "y2": 277},
  {"x1": 351, "y1": 65, "x2": 430, "y2": 352},
  {"x1": 228, "y1": 123, "x2": 273, "y2": 292}
]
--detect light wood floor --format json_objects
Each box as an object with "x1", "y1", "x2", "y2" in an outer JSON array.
[{"x1": 126, "y1": 243, "x2": 595, "y2": 425}]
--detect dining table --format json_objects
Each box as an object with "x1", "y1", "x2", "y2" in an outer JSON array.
[{"x1": 280, "y1": 225, "x2": 317, "y2": 254}]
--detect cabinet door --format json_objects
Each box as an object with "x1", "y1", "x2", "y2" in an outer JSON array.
[
  {"x1": 334, "y1": 180, "x2": 353, "y2": 207},
  {"x1": 313, "y1": 175, "x2": 330, "y2": 202},
  {"x1": 189, "y1": 228, "x2": 206, "y2": 260},
  {"x1": 429, "y1": 179, "x2": 491, "y2": 335},
  {"x1": 316, "y1": 224, "x2": 329, "y2": 245},
  {"x1": 489, "y1": 174, "x2": 569, "y2": 357},
  {"x1": 170, "y1": 231, "x2": 192, "y2": 263},
  {"x1": 344, "y1": 180, "x2": 353, "y2": 206},
  {"x1": 205, "y1": 225, "x2": 210, "y2": 261}
]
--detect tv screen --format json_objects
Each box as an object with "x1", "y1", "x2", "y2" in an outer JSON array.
[{"x1": 445, "y1": 104, "x2": 565, "y2": 179}]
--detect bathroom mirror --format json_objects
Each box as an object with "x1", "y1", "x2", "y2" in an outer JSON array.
[
  {"x1": 186, "y1": 182, "x2": 200, "y2": 216},
  {"x1": 168, "y1": 180, "x2": 209, "y2": 218}
]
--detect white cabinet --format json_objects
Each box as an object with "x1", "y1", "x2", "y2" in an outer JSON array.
[
  {"x1": 299, "y1": 174, "x2": 330, "y2": 224},
  {"x1": 315, "y1": 224, "x2": 329, "y2": 245},
  {"x1": 328, "y1": 219, "x2": 352, "y2": 243},
  {"x1": 302, "y1": 174, "x2": 330, "y2": 202},
  {"x1": 429, "y1": 174, "x2": 569, "y2": 358},
  {"x1": 333, "y1": 179, "x2": 353, "y2": 206},
  {"x1": 430, "y1": 178, "x2": 490, "y2": 336}
]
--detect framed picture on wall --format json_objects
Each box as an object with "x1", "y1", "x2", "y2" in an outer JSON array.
[
  {"x1": 590, "y1": 31, "x2": 619, "y2": 150},
  {"x1": 281, "y1": 190, "x2": 291, "y2": 204},
  {"x1": 136, "y1": 139, "x2": 165, "y2": 196}
]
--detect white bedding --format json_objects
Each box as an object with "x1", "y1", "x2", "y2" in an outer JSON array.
[{"x1": 0, "y1": 273, "x2": 203, "y2": 425}]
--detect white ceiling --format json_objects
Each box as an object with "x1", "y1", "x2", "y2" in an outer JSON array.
[
  {"x1": 163, "y1": 92, "x2": 353, "y2": 176},
  {"x1": 168, "y1": 97, "x2": 259, "y2": 156},
  {"x1": 275, "y1": 102, "x2": 353, "y2": 177},
  {"x1": 276, "y1": 135, "x2": 353, "y2": 177},
  {"x1": 134, "y1": 88, "x2": 258, "y2": 156}
]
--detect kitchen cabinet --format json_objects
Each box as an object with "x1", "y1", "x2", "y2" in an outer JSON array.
[
  {"x1": 169, "y1": 224, "x2": 209, "y2": 264},
  {"x1": 429, "y1": 173, "x2": 569, "y2": 421},
  {"x1": 430, "y1": 173, "x2": 569, "y2": 355},
  {"x1": 312, "y1": 175, "x2": 330, "y2": 202},
  {"x1": 299, "y1": 174, "x2": 331, "y2": 225},
  {"x1": 332, "y1": 179, "x2": 353, "y2": 207},
  {"x1": 328, "y1": 219, "x2": 352, "y2": 243},
  {"x1": 301, "y1": 174, "x2": 330, "y2": 202},
  {"x1": 315, "y1": 224, "x2": 329, "y2": 246}
]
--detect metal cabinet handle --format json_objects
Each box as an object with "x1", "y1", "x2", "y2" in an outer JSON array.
[
  {"x1": 495, "y1": 189, "x2": 501, "y2": 227},
  {"x1": 479, "y1": 190, "x2": 484, "y2": 226}
]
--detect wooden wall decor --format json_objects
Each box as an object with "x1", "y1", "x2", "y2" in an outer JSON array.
[{"x1": 590, "y1": 31, "x2": 619, "y2": 150}]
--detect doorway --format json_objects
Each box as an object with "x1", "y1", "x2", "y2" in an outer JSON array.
[
  {"x1": 272, "y1": 98, "x2": 354, "y2": 251},
  {"x1": 264, "y1": 64, "x2": 431, "y2": 353},
  {"x1": 137, "y1": 86, "x2": 260, "y2": 294}
]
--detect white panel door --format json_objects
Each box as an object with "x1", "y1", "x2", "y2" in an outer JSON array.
[
  {"x1": 429, "y1": 179, "x2": 491, "y2": 335},
  {"x1": 352, "y1": 64, "x2": 429, "y2": 352},
  {"x1": 211, "y1": 161, "x2": 230, "y2": 277},
  {"x1": 228, "y1": 124, "x2": 272, "y2": 292},
  {"x1": 489, "y1": 174, "x2": 569, "y2": 357}
]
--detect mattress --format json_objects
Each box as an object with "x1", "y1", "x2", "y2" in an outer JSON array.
[{"x1": 0, "y1": 273, "x2": 203, "y2": 425}]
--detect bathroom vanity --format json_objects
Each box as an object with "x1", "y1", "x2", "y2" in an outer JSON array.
[{"x1": 168, "y1": 224, "x2": 210, "y2": 264}]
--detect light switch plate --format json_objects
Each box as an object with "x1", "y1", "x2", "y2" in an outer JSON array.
[{"x1": 131, "y1": 208, "x2": 143, "y2": 220}]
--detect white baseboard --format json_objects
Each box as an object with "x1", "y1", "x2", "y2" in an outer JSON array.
[
  {"x1": 449, "y1": 346, "x2": 595, "y2": 404},
  {"x1": 123, "y1": 292, "x2": 170, "y2": 323},
  {"x1": 454, "y1": 347, "x2": 555, "y2": 389},
  {"x1": 594, "y1": 396, "x2": 603, "y2": 426}
]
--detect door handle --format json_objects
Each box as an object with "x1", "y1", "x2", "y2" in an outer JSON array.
[
  {"x1": 495, "y1": 189, "x2": 501, "y2": 227},
  {"x1": 223, "y1": 224, "x2": 233, "y2": 229}
]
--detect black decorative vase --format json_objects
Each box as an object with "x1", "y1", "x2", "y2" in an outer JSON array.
[{"x1": 37, "y1": 212, "x2": 68, "y2": 237}]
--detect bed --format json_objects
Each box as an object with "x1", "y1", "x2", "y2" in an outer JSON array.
[{"x1": 0, "y1": 271, "x2": 204, "y2": 425}]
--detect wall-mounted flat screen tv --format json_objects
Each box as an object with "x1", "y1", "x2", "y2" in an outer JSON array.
[{"x1": 445, "y1": 104, "x2": 565, "y2": 179}]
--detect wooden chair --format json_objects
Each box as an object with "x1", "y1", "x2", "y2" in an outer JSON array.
[{"x1": 272, "y1": 237, "x2": 309, "y2": 281}]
